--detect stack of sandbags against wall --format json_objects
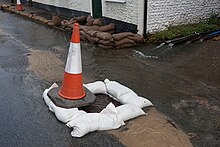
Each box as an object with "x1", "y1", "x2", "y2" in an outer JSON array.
[
  {"x1": 85, "y1": 30, "x2": 99, "y2": 44},
  {"x1": 99, "y1": 23, "x2": 116, "y2": 34},
  {"x1": 112, "y1": 33, "x2": 144, "y2": 49},
  {"x1": 112, "y1": 32, "x2": 136, "y2": 49},
  {"x1": 96, "y1": 32, "x2": 114, "y2": 49},
  {"x1": 80, "y1": 25, "x2": 99, "y2": 43}
]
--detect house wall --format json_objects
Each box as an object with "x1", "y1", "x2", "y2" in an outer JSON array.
[
  {"x1": 33, "y1": 0, "x2": 91, "y2": 13},
  {"x1": 32, "y1": 0, "x2": 142, "y2": 33},
  {"x1": 32, "y1": 0, "x2": 220, "y2": 34},
  {"x1": 147, "y1": 0, "x2": 220, "y2": 33},
  {"x1": 102, "y1": 0, "x2": 145, "y2": 34}
]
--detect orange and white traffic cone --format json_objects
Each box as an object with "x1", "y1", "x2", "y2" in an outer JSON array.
[
  {"x1": 16, "y1": 0, "x2": 23, "y2": 11},
  {"x1": 59, "y1": 23, "x2": 86, "y2": 100}
]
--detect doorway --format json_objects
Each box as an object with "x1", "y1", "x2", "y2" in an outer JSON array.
[{"x1": 92, "y1": 0, "x2": 102, "y2": 18}]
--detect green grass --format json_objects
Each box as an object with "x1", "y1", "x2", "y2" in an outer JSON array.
[{"x1": 146, "y1": 15, "x2": 219, "y2": 43}]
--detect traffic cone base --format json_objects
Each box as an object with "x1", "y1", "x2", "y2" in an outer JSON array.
[
  {"x1": 48, "y1": 85, "x2": 96, "y2": 108},
  {"x1": 59, "y1": 73, "x2": 86, "y2": 100}
]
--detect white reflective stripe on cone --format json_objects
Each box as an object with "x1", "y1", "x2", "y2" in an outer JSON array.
[
  {"x1": 17, "y1": 0, "x2": 21, "y2": 4},
  {"x1": 65, "y1": 43, "x2": 82, "y2": 74}
]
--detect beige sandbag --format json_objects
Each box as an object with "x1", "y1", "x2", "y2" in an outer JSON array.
[
  {"x1": 69, "y1": 17, "x2": 76, "y2": 23},
  {"x1": 34, "y1": 16, "x2": 50, "y2": 24},
  {"x1": 1, "y1": 4, "x2": 10, "y2": 10},
  {"x1": 106, "y1": 30, "x2": 115, "y2": 35},
  {"x1": 80, "y1": 35, "x2": 87, "y2": 41},
  {"x1": 128, "y1": 34, "x2": 144, "y2": 43},
  {"x1": 80, "y1": 31, "x2": 87, "y2": 38},
  {"x1": 21, "y1": 12, "x2": 31, "y2": 18},
  {"x1": 114, "y1": 38, "x2": 135, "y2": 46},
  {"x1": 99, "y1": 23, "x2": 115, "y2": 32},
  {"x1": 85, "y1": 33, "x2": 95, "y2": 44},
  {"x1": 86, "y1": 21, "x2": 93, "y2": 26},
  {"x1": 112, "y1": 32, "x2": 134, "y2": 41},
  {"x1": 27, "y1": 14, "x2": 34, "y2": 18},
  {"x1": 87, "y1": 15, "x2": 94, "y2": 22},
  {"x1": 52, "y1": 16, "x2": 61, "y2": 26},
  {"x1": 116, "y1": 43, "x2": 136, "y2": 49},
  {"x1": 96, "y1": 32, "x2": 112, "y2": 41},
  {"x1": 98, "y1": 44, "x2": 113, "y2": 49},
  {"x1": 76, "y1": 16, "x2": 87, "y2": 23},
  {"x1": 93, "y1": 18, "x2": 103, "y2": 26},
  {"x1": 48, "y1": 22, "x2": 54, "y2": 26},
  {"x1": 80, "y1": 26, "x2": 99, "y2": 32},
  {"x1": 7, "y1": 6, "x2": 14, "y2": 12},
  {"x1": 87, "y1": 30, "x2": 98, "y2": 37},
  {"x1": 98, "y1": 40, "x2": 114, "y2": 46},
  {"x1": 0, "y1": 3, "x2": 3, "y2": 9},
  {"x1": 92, "y1": 37, "x2": 100, "y2": 44},
  {"x1": 86, "y1": 15, "x2": 94, "y2": 26}
]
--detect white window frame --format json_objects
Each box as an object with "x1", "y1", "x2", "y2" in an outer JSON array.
[{"x1": 105, "y1": 0, "x2": 126, "y2": 3}]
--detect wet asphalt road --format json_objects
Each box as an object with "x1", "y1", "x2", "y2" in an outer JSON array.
[
  {"x1": 1, "y1": 7, "x2": 220, "y2": 147},
  {"x1": 0, "y1": 11, "x2": 125, "y2": 147}
]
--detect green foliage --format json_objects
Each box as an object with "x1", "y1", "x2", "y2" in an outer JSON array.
[
  {"x1": 208, "y1": 14, "x2": 219, "y2": 25},
  {"x1": 147, "y1": 15, "x2": 219, "y2": 42}
]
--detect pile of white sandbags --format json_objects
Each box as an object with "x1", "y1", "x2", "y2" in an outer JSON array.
[{"x1": 43, "y1": 79, "x2": 153, "y2": 137}]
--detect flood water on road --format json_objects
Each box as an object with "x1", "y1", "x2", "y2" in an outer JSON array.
[
  {"x1": 0, "y1": 11, "x2": 125, "y2": 147},
  {"x1": 0, "y1": 9, "x2": 219, "y2": 147},
  {"x1": 80, "y1": 37, "x2": 220, "y2": 146}
]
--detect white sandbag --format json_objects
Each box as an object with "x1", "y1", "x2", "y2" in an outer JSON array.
[
  {"x1": 104, "y1": 79, "x2": 136, "y2": 98},
  {"x1": 66, "y1": 103, "x2": 124, "y2": 137},
  {"x1": 104, "y1": 79, "x2": 153, "y2": 108},
  {"x1": 120, "y1": 93, "x2": 153, "y2": 108},
  {"x1": 43, "y1": 83, "x2": 79, "y2": 123},
  {"x1": 84, "y1": 81, "x2": 107, "y2": 94},
  {"x1": 99, "y1": 103, "x2": 125, "y2": 130},
  {"x1": 67, "y1": 113, "x2": 100, "y2": 137},
  {"x1": 116, "y1": 104, "x2": 146, "y2": 121}
]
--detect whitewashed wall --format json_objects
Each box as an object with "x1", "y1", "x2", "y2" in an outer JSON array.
[
  {"x1": 33, "y1": 0, "x2": 220, "y2": 34},
  {"x1": 147, "y1": 0, "x2": 220, "y2": 33},
  {"x1": 33, "y1": 0, "x2": 91, "y2": 13},
  {"x1": 102, "y1": 0, "x2": 145, "y2": 34}
]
